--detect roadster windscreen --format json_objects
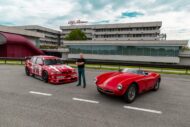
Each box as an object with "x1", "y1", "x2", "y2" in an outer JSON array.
[{"x1": 121, "y1": 68, "x2": 145, "y2": 75}]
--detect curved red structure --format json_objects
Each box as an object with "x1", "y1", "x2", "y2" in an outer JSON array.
[{"x1": 0, "y1": 32, "x2": 44, "y2": 58}]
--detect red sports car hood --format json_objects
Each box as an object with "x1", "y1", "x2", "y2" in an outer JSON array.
[
  {"x1": 99, "y1": 72, "x2": 141, "y2": 88},
  {"x1": 48, "y1": 64, "x2": 73, "y2": 72}
]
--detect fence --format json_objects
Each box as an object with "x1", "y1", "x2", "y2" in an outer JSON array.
[
  {"x1": 0, "y1": 57, "x2": 190, "y2": 74},
  {"x1": 65, "y1": 59, "x2": 190, "y2": 74}
]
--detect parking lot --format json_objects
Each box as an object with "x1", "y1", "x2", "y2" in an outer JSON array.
[{"x1": 0, "y1": 65, "x2": 190, "y2": 127}]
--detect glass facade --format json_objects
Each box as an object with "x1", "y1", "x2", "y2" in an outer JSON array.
[{"x1": 69, "y1": 45, "x2": 179, "y2": 57}]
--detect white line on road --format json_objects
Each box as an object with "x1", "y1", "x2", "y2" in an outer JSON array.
[
  {"x1": 124, "y1": 106, "x2": 162, "y2": 114},
  {"x1": 29, "y1": 91, "x2": 52, "y2": 96},
  {"x1": 72, "y1": 97, "x2": 99, "y2": 104}
]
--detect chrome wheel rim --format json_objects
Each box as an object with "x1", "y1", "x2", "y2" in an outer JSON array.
[
  {"x1": 128, "y1": 87, "x2": 136, "y2": 101},
  {"x1": 43, "y1": 73, "x2": 48, "y2": 81}
]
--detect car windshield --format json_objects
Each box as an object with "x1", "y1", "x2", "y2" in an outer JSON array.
[
  {"x1": 121, "y1": 68, "x2": 145, "y2": 75},
  {"x1": 44, "y1": 59, "x2": 63, "y2": 65}
]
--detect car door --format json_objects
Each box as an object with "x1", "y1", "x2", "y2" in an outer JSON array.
[
  {"x1": 35, "y1": 57, "x2": 44, "y2": 76},
  {"x1": 30, "y1": 57, "x2": 37, "y2": 75},
  {"x1": 137, "y1": 70, "x2": 155, "y2": 91},
  {"x1": 142, "y1": 74, "x2": 155, "y2": 90}
]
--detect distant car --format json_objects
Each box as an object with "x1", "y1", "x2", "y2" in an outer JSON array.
[
  {"x1": 95, "y1": 68, "x2": 161, "y2": 103},
  {"x1": 25, "y1": 55, "x2": 77, "y2": 84}
]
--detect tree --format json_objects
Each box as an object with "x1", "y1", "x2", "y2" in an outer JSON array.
[{"x1": 64, "y1": 29, "x2": 87, "y2": 40}]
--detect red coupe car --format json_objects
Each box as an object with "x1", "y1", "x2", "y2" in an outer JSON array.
[
  {"x1": 25, "y1": 55, "x2": 77, "y2": 84},
  {"x1": 95, "y1": 68, "x2": 161, "y2": 103}
]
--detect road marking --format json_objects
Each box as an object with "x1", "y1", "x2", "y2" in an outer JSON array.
[
  {"x1": 29, "y1": 91, "x2": 52, "y2": 96},
  {"x1": 124, "y1": 106, "x2": 162, "y2": 114},
  {"x1": 72, "y1": 97, "x2": 99, "y2": 104}
]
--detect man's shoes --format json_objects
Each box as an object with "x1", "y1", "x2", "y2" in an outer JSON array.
[{"x1": 83, "y1": 85, "x2": 86, "y2": 88}]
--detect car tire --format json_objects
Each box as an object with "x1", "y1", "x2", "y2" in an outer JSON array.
[
  {"x1": 42, "y1": 71, "x2": 49, "y2": 83},
  {"x1": 153, "y1": 79, "x2": 160, "y2": 91},
  {"x1": 124, "y1": 84, "x2": 137, "y2": 103},
  {"x1": 31, "y1": 73, "x2": 35, "y2": 77},
  {"x1": 25, "y1": 67, "x2": 30, "y2": 76}
]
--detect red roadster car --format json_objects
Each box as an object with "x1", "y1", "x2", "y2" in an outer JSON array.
[
  {"x1": 95, "y1": 68, "x2": 161, "y2": 103},
  {"x1": 25, "y1": 55, "x2": 77, "y2": 84}
]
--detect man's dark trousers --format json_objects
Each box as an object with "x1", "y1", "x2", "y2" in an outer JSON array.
[{"x1": 77, "y1": 68, "x2": 86, "y2": 88}]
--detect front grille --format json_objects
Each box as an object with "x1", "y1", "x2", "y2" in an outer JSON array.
[
  {"x1": 104, "y1": 90, "x2": 114, "y2": 94},
  {"x1": 98, "y1": 87, "x2": 114, "y2": 94}
]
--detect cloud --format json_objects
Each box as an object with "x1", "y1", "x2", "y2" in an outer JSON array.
[{"x1": 0, "y1": 0, "x2": 189, "y2": 42}]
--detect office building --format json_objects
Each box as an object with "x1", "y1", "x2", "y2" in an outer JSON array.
[
  {"x1": 15, "y1": 25, "x2": 61, "y2": 46},
  {"x1": 60, "y1": 21, "x2": 165, "y2": 41}
]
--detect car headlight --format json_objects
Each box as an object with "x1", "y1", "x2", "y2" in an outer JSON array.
[{"x1": 117, "y1": 84, "x2": 123, "y2": 90}]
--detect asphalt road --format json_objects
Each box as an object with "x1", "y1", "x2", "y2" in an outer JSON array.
[{"x1": 0, "y1": 65, "x2": 190, "y2": 127}]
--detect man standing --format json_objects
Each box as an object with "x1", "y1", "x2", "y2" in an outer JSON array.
[{"x1": 76, "y1": 53, "x2": 86, "y2": 88}]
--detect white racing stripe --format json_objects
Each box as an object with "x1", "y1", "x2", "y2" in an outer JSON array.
[
  {"x1": 124, "y1": 106, "x2": 162, "y2": 114},
  {"x1": 29, "y1": 91, "x2": 52, "y2": 96},
  {"x1": 65, "y1": 65, "x2": 72, "y2": 69},
  {"x1": 49, "y1": 65, "x2": 59, "y2": 72},
  {"x1": 73, "y1": 97, "x2": 99, "y2": 104}
]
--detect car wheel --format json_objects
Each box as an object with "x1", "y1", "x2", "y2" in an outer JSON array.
[
  {"x1": 31, "y1": 73, "x2": 35, "y2": 77},
  {"x1": 153, "y1": 79, "x2": 160, "y2": 91},
  {"x1": 42, "y1": 71, "x2": 49, "y2": 83},
  {"x1": 124, "y1": 84, "x2": 137, "y2": 103},
  {"x1": 25, "y1": 67, "x2": 30, "y2": 76}
]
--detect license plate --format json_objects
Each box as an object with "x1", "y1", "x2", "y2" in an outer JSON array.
[{"x1": 57, "y1": 76, "x2": 64, "y2": 79}]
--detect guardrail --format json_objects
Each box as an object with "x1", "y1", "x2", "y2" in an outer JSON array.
[
  {"x1": 65, "y1": 59, "x2": 190, "y2": 74},
  {"x1": 0, "y1": 57, "x2": 190, "y2": 74}
]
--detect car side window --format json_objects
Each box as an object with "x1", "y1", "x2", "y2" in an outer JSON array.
[
  {"x1": 31, "y1": 57, "x2": 37, "y2": 64},
  {"x1": 36, "y1": 58, "x2": 43, "y2": 65}
]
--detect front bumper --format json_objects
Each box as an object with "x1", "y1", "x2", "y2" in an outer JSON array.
[
  {"x1": 97, "y1": 86, "x2": 115, "y2": 95},
  {"x1": 97, "y1": 85, "x2": 124, "y2": 96},
  {"x1": 49, "y1": 74, "x2": 78, "y2": 84}
]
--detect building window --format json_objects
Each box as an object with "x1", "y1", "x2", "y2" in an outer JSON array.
[{"x1": 69, "y1": 45, "x2": 179, "y2": 57}]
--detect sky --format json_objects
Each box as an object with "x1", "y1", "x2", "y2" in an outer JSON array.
[{"x1": 0, "y1": 0, "x2": 190, "y2": 42}]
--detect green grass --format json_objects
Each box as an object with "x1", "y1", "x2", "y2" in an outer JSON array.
[
  {"x1": 0, "y1": 60, "x2": 5, "y2": 64},
  {"x1": 0, "y1": 60, "x2": 24, "y2": 65}
]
